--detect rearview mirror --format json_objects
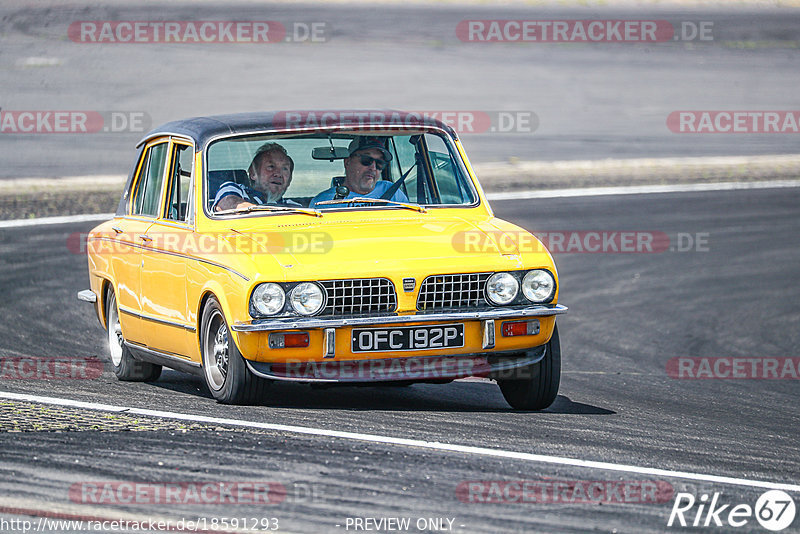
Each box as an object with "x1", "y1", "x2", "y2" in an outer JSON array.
[{"x1": 312, "y1": 146, "x2": 350, "y2": 160}]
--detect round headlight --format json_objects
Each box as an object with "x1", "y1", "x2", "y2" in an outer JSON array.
[
  {"x1": 289, "y1": 282, "x2": 325, "y2": 316},
  {"x1": 251, "y1": 283, "x2": 285, "y2": 316},
  {"x1": 485, "y1": 272, "x2": 519, "y2": 305},
  {"x1": 522, "y1": 270, "x2": 555, "y2": 302}
]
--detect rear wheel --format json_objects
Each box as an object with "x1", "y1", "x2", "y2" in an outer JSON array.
[
  {"x1": 497, "y1": 324, "x2": 561, "y2": 410},
  {"x1": 106, "y1": 289, "x2": 162, "y2": 382},
  {"x1": 201, "y1": 296, "x2": 267, "y2": 404}
]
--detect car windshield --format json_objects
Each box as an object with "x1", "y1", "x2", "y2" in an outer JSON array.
[{"x1": 205, "y1": 130, "x2": 478, "y2": 216}]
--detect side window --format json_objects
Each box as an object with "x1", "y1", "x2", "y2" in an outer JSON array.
[
  {"x1": 389, "y1": 134, "x2": 475, "y2": 205},
  {"x1": 132, "y1": 142, "x2": 168, "y2": 216},
  {"x1": 165, "y1": 143, "x2": 193, "y2": 222},
  {"x1": 390, "y1": 135, "x2": 423, "y2": 203},
  {"x1": 423, "y1": 134, "x2": 474, "y2": 205}
]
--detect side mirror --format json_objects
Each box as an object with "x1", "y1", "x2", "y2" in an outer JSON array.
[{"x1": 312, "y1": 146, "x2": 350, "y2": 161}]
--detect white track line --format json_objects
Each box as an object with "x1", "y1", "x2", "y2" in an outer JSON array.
[
  {"x1": 485, "y1": 179, "x2": 800, "y2": 201},
  {"x1": 2, "y1": 181, "x2": 798, "y2": 228},
  {"x1": 1, "y1": 390, "x2": 798, "y2": 493},
  {"x1": 0, "y1": 213, "x2": 113, "y2": 229}
]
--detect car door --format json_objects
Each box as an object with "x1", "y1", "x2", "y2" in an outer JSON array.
[
  {"x1": 110, "y1": 139, "x2": 169, "y2": 345},
  {"x1": 138, "y1": 139, "x2": 195, "y2": 358}
]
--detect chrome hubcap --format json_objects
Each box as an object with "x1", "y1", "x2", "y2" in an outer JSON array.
[
  {"x1": 107, "y1": 297, "x2": 123, "y2": 367},
  {"x1": 213, "y1": 324, "x2": 229, "y2": 378},
  {"x1": 204, "y1": 310, "x2": 229, "y2": 391}
]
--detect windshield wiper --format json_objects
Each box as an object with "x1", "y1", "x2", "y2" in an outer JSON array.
[
  {"x1": 216, "y1": 205, "x2": 322, "y2": 217},
  {"x1": 315, "y1": 197, "x2": 427, "y2": 213}
]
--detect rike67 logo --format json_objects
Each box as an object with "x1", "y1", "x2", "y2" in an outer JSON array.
[{"x1": 668, "y1": 490, "x2": 796, "y2": 531}]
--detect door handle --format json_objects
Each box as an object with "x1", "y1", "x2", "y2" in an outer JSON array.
[
  {"x1": 139, "y1": 234, "x2": 152, "y2": 243},
  {"x1": 111, "y1": 226, "x2": 123, "y2": 234}
]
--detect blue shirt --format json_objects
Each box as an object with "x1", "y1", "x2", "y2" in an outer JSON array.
[
  {"x1": 309, "y1": 180, "x2": 410, "y2": 208},
  {"x1": 212, "y1": 181, "x2": 299, "y2": 211}
]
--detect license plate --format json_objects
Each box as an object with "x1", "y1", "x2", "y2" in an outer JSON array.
[{"x1": 351, "y1": 324, "x2": 464, "y2": 353}]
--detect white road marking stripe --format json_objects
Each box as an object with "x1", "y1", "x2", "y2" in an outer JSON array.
[
  {"x1": 1, "y1": 390, "x2": 797, "y2": 493},
  {"x1": 0, "y1": 213, "x2": 114, "y2": 229},
  {"x1": 2, "y1": 180, "x2": 799, "y2": 228},
  {"x1": 485, "y1": 179, "x2": 800, "y2": 201}
]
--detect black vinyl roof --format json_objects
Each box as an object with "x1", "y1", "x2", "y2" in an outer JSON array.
[{"x1": 137, "y1": 110, "x2": 458, "y2": 149}]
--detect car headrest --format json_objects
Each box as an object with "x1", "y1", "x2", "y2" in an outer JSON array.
[
  {"x1": 208, "y1": 169, "x2": 249, "y2": 202},
  {"x1": 209, "y1": 169, "x2": 249, "y2": 186}
]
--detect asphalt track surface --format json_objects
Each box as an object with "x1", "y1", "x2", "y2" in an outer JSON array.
[
  {"x1": 0, "y1": 187, "x2": 798, "y2": 533},
  {"x1": 1, "y1": 1, "x2": 800, "y2": 533},
  {"x1": 1, "y1": 3, "x2": 800, "y2": 178}
]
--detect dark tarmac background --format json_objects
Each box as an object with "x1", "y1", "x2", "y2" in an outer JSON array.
[
  {"x1": 0, "y1": 187, "x2": 798, "y2": 532},
  {"x1": 1, "y1": 2, "x2": 799, "y2": 178},
  {"x1": 0, "y1": 1, "x2": 799, "y2": 533}
]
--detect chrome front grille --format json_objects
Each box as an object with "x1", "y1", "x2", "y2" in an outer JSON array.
[
  {"x1": 416, "y1": 272, "x2": 491, "y2": 311},
  {"x1": 319, "y1": 278, "x2": 397, "y2": 316}
]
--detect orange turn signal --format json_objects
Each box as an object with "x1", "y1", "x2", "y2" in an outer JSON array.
[
  {"x1": 501, "y1": 320, "x2": 540, "y2": 337},
  {"x1": 268, "y1": 332, "x2": 310, "y2": 349}
]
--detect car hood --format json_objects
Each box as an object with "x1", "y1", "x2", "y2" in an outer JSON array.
[{"x1": 224, "y1": 215, "x2": 548, "y2": 281}]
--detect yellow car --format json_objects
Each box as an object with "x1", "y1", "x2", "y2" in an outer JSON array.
[{"x1": 78, "y1": 111, "x2": 567, "y2": 409}]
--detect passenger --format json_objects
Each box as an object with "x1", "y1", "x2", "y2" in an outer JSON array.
[
  {"x1": 309, "y1": 137, "x2": 409, "y2": 208},
  {"x1": 213, "y1": 142, "x2": 299, "y2": 211}
]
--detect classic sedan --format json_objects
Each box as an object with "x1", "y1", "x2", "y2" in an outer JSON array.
[{"x1": 78, "y1": 110, "x2": 567, "y2": 409}]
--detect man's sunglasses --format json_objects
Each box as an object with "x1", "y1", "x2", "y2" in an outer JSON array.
[{"x1": 357, "y1": 155, "x2": 388, "y2": 170}]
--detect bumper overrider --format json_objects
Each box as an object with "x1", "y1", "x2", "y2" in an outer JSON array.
[{"x1": 237, "y1": 304, "x2": 567, "y2": 383}]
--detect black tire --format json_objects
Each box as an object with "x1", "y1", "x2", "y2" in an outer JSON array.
[
  {"x1": 106, "y1": 289, "x2": 162, "y2": 382},
  {"x1": 200, "y1": 296, "x2": 267, "y2": 404},
  {"x1": 497, "y1": 323, "x2": 561, "y2": 410}
]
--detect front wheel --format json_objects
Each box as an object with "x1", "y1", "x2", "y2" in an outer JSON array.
[
  {"x1": 106, "y1": 289, "x2": 161, "y2": 382},
  {"x1": 200, "y1": 296, "x2": 267, "y2": 404},
  {"x1": 497, "y1": 324, "x2": 561, "y2": 410}
]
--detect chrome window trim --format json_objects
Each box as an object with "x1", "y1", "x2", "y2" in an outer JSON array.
[
  {"x1": 201, "y1": 124, "x2": 482, "y2": 221},
  {"x1": 131, "y1": 140, "x2": 171, "y2": 218},
  {"x1": 137, "y1": 132, "x2": 194, "y2": 149},
  {"x1": 164, "y1": 137, "x2": 197, "y2": 228},
  {"x1": 147, "y1": 219, "x2": 193, "y2": 231}
]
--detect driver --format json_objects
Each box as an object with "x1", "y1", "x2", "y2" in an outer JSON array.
[
  {"x1": 309, "y1": 137, "x2": 409, "y2": 208},
  {"x1": 213, "y1": 142, "x2": 300, "y2": 211}
]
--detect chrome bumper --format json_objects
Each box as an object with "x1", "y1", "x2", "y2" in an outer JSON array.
[
  {"x1": 77, "y1": 289, "x2": 97, "y2": 303},
  {"x1": 231, "y1": 304, "x2": 567, "y2": 332}
]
